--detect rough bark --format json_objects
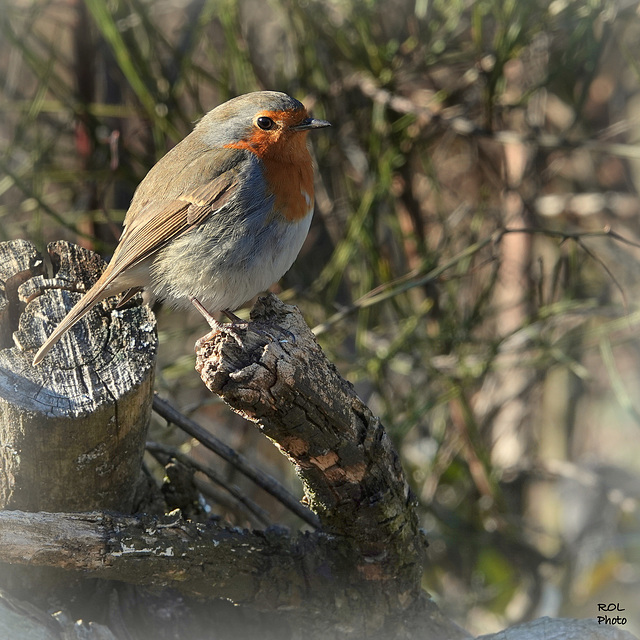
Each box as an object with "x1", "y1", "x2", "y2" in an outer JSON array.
[
  {"x1": 0, "y1": 239, "x2": 157, "y2": 513},
  {"x1": 195, "y1": 294, "x2": 427, "y2": 606},
  {"x1": 0, "y1": 509, "x2": 420, "y2": 612},
  {"x1": 0, "y1": 509, "x2": 467, "y2": 639}
]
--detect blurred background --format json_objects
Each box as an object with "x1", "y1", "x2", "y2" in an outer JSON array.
[{"x1": 1, "y1": 0, "x2": 639, "y2": 636}]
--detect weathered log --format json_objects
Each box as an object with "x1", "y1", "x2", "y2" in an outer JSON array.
[
  {"x1": 0, "y1": 239, "x2": 157, "y2": 513},
  {"x1": 0, "y1": 509, "x2": 466, "y2": 639},
  {"x1": 1, "y1": 510, "x2": 635, "y2": 640},
  {"x1": 0, "y1": 509, "x2": 400, "y2": 609}
]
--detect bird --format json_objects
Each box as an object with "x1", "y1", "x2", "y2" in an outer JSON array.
[{"x1": 32, "y1": 91, "x2": 330, "y2": 365}]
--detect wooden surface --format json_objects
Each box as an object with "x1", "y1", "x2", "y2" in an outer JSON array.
[{"x1": 0, "y1": 239, "x2": 157, "y2": 513}]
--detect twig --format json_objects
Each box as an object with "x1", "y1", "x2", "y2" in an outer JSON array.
[
  {"x1": 152, "y1": 394, "x2": 320, "y2": 528},
  {"x1": 495, "y1": 225, "x2": 640, "y2": 249},
  {"x1": 313, "y1": 226, "x2": 640, "y2": 335},
  {"x1": 146, "y1": 441, "x2": 271, "y2": 527},
  {"x1": 497, "y1": 226, "x2": 632, "y2": 311},
  {"x1": 313, "y1": 236, "x2": 495, "y2": 335}
]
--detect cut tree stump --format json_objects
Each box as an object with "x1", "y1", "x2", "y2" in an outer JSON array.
[{"x1": 0, "y1": 239, "x2": 157, "y2": 513}]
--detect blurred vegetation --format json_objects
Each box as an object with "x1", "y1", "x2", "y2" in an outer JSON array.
[{"x1": 2, "y1": 0, "x2": 640, "y2": 635}]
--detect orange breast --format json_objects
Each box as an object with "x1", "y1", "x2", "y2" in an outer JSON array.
[
  {"x1": 224, "y1": 110, "x2": 315, "y2": 222},
  {"x1": 259, "y1": 137, "x2": 314, "y2": 222}
]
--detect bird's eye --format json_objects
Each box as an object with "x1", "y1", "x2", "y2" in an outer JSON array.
[{"x1": 256, "y1": 116, "x2": 275, "y2": 130}]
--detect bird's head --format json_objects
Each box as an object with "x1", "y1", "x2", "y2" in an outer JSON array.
[{"x1": 197, "y1": 91, "x2": 330, "y2": 161}]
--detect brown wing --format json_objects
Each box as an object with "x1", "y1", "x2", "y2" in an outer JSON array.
[{"x1": 101, "y1": 169, "x2": 239, "y2": 289}]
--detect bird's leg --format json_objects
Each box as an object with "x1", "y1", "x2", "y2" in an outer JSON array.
[
  {"x1": 226, "y1": 307, "x2": 295, "y2": 344},
  {"x1": 221, "y1": 309, "x2": 246, "y2": 324},
  {"x1": 189, "y1": 297, "x2": 221, "y2": 329},
  {"x1": 224, "y1": 306, "x2": 296, "y2": 344},
  {"x1": 191, "y1": 298, "x2": 294, "y2": 344}
]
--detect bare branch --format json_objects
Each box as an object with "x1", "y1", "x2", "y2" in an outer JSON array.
[
  {"x1": 152, "y1": 394, "x2": 319, "y2": 528},
  {"x1": 146, "y1": 441, "x2": 271, "y2": 527},
  {"x1": 0, "y1": 509, "x2": 329, "y2": 607},
  {"x1": 313, "y1": 226, "x2": 640, "y2": 335}
]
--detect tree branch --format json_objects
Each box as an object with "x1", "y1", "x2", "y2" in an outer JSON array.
[
  {"x1": 151, "y1": 394, "x2": 319, "y2": 527},
  {"x1": 0, "y1": 509, "x2": 333, "y2": 607},
  {"x1": 195, "y1": 294, "x2": 427, "y2": 591},
  {"x1": 0, "y1": 508, "x2": 471, "y2": 638}
]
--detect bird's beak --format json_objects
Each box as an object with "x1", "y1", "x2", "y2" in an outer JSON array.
[{"x1": 291, "y1": 117, "x2": 331, "y2": 131}]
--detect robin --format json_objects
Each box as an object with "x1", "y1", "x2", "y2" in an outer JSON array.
[{"x1": 32, "y1": 91, "x2": 330, "y2": 365}]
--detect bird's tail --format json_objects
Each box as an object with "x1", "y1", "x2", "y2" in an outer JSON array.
[{"x1": 32, "y1": 278, "x2": 114, "y2": 366}]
